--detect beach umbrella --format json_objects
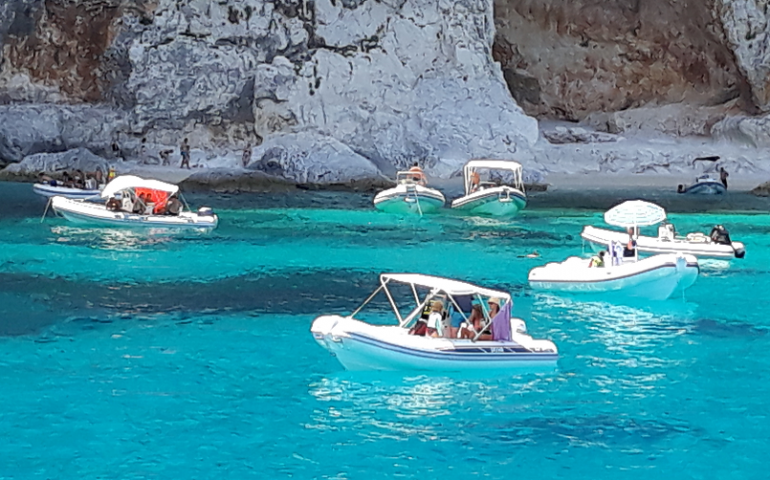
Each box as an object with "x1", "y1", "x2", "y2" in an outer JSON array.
[{"x1": 604, "y1": 200, "x2": 666, "y2": 228}]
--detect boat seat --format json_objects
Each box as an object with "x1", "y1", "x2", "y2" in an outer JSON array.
[{"x1": 686, "y1": 232, "x2": 709, "y2": 243}]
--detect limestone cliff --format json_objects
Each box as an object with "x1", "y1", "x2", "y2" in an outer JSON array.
[
  {"x1": 0, "y1": 0, "x2": 538, "y2": 180},
  {"x1": 2, "y1": 0, "x2": 770, "y2": 182}
]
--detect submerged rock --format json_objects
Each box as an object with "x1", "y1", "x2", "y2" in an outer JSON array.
[{"x1": 751, "y1": 181, "x2": 770, "y2": 197}]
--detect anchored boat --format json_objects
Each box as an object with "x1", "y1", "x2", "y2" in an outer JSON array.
[
  {"x1": 451, "y1": 160, "x2": 527, "y2": 216},
  {"x1": 33, "y1": 183, "x2": 102, "y2": 199},
  {"x1": 528, "y1": 252, "x2": 699, "y2": 301},
  {"x1": 677, "y1": 175, "x2": 726, "y2": 195},
  {"x1": 581, "y1": 200, "x2": 745, "y2": 259},
  {"x1": 51, "y1": 175, "x2": 218, "y2": 230},
  {"x1": 310, "y1": 273, "x2": 558, "y2": 371},
  {"x1": 373, "y1": 171, "x2": 445, "y2": 214}
]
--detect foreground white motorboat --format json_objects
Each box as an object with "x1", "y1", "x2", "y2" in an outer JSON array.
[
  {"x1": 51, "y1": 175, "x2": 218, "y2": 230},
  {"x1": 528, "y1": 253, "x2": 699, "y2": 300},
  {"x1": 373, "y1": 171, "x2": 445, "y2": 214},
  {"x1": 311, "y1": 273, "x2": 558, "y2": 371},
  {"x1": 33, "y1": 183, "x2": 102, "y2": 199},
  {"x1": 450, "y1": 160, "x2": 527, "y2": 216},
  {"x1": 581, "y1": 200, "x2": 745, "y2": 259},
  {"x1": 677, "y1": 175, "x2": 726, "y2": 195}
]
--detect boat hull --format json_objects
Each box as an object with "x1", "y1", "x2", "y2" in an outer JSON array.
[
  {"x1": 581, "y1": 226, "x2": 744, "y2": 259},
  {"x1": 51, "y1": 196, "x2": 218, "y2": 230},
  {"x1": 451, "y1": 187, "x2": 526, "y2": 216},
  {"x1": 373, "y1": 185, "x2": 445, "y2": 214},
  {"x1": 679, "y1": 181, "x2": 726, "y2": 195},
  {"x1": 311, "y1": 316, "x2": 558, "y2": 371},
  {"x1": 528, "y1": 254, "x2": 699, "y2": 301},
  {"x1": 33, "y1": 183, "x2": 101, "y2": 199}
]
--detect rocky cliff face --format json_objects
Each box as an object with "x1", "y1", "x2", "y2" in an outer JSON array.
[
  {"x1": 493, "y1": 0, "x2": 754, "y2": 119},
  {"x1": 0, "y1": 0, "x2": 538, "y2": 180},
  {"x1": 2, "y1": 0, "x2": 770, "y2": 182}
]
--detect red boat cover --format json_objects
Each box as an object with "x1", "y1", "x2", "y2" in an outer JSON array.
[{"x1": 134, "y1": 187, "x2": 169, "y2": 214}]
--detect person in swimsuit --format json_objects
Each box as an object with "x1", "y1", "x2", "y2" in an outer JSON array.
[
  {"x1": 720, "y1": 167, "x2": 729, "y2": 189},
  {"x1": 180, "y1": 138, "x2": 191, "y2": 169},
  {"x1": 408, "y1": 162, "x2": 426, "y2": 186}
]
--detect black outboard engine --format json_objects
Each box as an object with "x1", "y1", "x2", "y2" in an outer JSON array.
[{"x1": 709, "y1": 225, "x2": 731, "y2": 245}]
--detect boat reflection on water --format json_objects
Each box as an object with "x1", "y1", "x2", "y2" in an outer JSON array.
[
  {"x1": 533, "y1": 293, "x2": 698, "y2": 352},
  {"x1": 49, "y1": 225, "x2": 189, "y2": 250},
  {"x1": 307, "y1": 369, "x2": 554, "y2": 425}
]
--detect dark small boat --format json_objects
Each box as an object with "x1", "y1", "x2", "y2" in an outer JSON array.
[{"x1": 677, "y1": 175, "x2": 726, "y2": 195}]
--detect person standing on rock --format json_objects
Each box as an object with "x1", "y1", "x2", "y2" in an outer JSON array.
[
  {"x1": 180, "y1": 138, "x2": 191, "y2": 169},
  {"x1": 242, "y1": 143, "x2": 253, "y2": 168},
  {"x1": 720, "y1": 167, "x2": 729, "y2": 189}
]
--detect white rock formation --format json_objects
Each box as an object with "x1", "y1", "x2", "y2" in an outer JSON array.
[
  {"x1": 122, "y1": 0, "x2": 539, "y2": 178},
  {"x1": 2, "y1": 148, "x2": 110, "y2": 178},
  {"x1": 246, "y1": 132, "x2": 381, "y2": 184},
  {"x1": 714, "y1": 0, "x2": 770, "y2": 112},
  {"x1": 0, "y1": 105, "x2": 125, "y2": 164}
]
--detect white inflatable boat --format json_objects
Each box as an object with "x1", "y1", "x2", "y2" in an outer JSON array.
[
  {"x1": 51, "y1": 175, "x2": 218, "y2": 230},
  {"x1": 582, "y1": 200, "x2": 745, "y2": 259},
  {"x1": 33, "y1": 183, "x2": 102, "y2": 199},
  {"x1": 373, "y1": 171, "x2": 445, "y2": 214},
  {"x1": 528, "y1": 252, "x2": 700, "y2": 301},
  {"x1": 311, "y1": 273, "x2": 558, "y2": 371},
  {"x1": 450, "y1": 160, "x2": 527, "y2": 217}
]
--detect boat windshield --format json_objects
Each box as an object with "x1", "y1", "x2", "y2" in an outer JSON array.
[
  {"x1": 462, "y1": 160, "x2": 524, "y2": 195},
  {"x1": 396, "y1": 171, "x2": 424, "y2": 185}
]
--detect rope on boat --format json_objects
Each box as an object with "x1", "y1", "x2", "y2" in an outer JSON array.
[
  {"x1": 413, "y1": 189, "x2": 423, "y2": 217},
  {"x1": 40, "y1": 198, "x2": 52, "y2": 223}
]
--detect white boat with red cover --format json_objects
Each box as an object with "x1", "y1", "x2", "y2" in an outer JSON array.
[{"x1": 51, "y1": 175, "x2": 218, "y2": 230}]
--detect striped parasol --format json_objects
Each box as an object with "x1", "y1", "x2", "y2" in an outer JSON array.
[{"x1": 604, "y1": 200, "x2": 666, "y2": 228}]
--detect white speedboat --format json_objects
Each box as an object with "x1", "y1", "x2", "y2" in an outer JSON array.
[
  {"x1": 311, "y1": 273, "x2": 558, "y2": 371},
  {"x1": 373, "y1": 171, "x2": 445, "y2": 214},
  {"x1": 581, "y1": 200, "x2": 745, "y2": 259},
  {"x1": 51, "y1": 175, "x2": 218, "y2": 230},
  {"x1": 528, "y1": 252, "x2": 699, "y2": 301},
  {"x1": 450, "y1": 160, "x2": 527, "y2": 216},
  {"x1": 33, "y1": 183, "x2": 102, "y2": 199},
  {"x1": 677, "y1": 175, "x2": 726, "y2": 195}
]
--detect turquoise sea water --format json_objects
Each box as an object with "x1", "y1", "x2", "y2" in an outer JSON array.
[{"x1": 1, "y1": 181, "x2": 770, "y2": 479}]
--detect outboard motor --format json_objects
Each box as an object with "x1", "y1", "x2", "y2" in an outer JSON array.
[
  {"x1": 709, "y1": 225, "x2": 731, "y2": 245},
  {"x1": 198, "y1": 206, "x2": 214, "y2": 216}
]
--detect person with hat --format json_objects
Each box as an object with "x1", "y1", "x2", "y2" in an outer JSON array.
[{"x1": 426, "y1": 299, "x2": 445, "y2": 337}]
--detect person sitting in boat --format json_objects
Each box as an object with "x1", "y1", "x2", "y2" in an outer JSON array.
[
  {"x1": 165, "y1": 195, "x2": 183, "y2": 216},
  {"x1": 589, "y1": 251, "x2": 606, "y2": 268},
  {"x1": 93, "y1": 168, "x2": 104, "y2": 186},
  {"x1": 623, "y1": 227, "x2": 637, "y2": 258},
  {"x1": 132, "y1": 193, "x2": 147, "y2": 214},
  {"x1": 61, "y1": 171, "x2": 74, "y2": 188},
  {"x1": 426, "y1": 300, "x2": 445, "y2": 337},
  {"x1": 459, "y1": 303, "x2": 484, "y2": 339},
  {"x1": 84, "y1": 174, "x2": 98, "y2": 190},
  {"x1": 73, "y1": 170, "x2": 86, "y2": 189},
  {"x1": 709, "y1": 225, "x2": 731, "y2": 245},
  {"x1": 408, "y1": 162, "x2": 427, "y2": 186},
  {"x1": 105, "y1": 196, "x2": 121, "y2": 212},
  {"x1": 37, "y1": 172, "x2": 56, "y2": 186},
  {"x1": 470, "y1": 170, "x2": 481, "y2": 192}
]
